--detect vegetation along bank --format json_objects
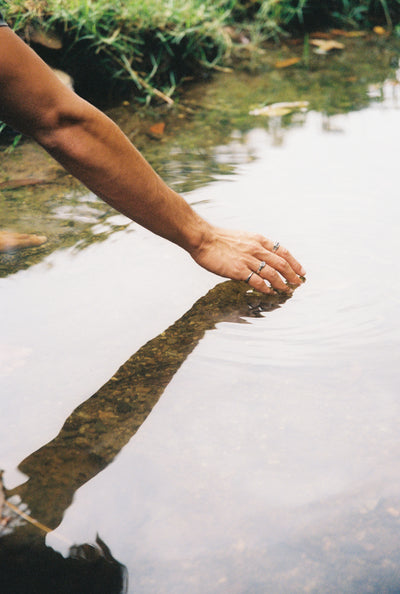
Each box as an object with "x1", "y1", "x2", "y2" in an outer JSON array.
[{"x1": 1, "y1": 0, "x2": 400, "y2": 105}]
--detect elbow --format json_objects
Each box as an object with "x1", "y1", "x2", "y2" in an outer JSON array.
[{"x1": 33, "y1": 95, "x2": 92, "y2": 153}]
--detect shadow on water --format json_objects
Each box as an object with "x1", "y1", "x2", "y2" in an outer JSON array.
[{"x1": 0, "y1": 281, "x2": 289, "y2": 593}]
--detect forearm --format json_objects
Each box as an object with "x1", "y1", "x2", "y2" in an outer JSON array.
[
  {"x1": 38, "y1": 101, "x2": 211, "y2": 252},
  {"x1": 0, "y1": 26, "x2": 211, "y2": 253},
  {"x1": 0, "y1": 26, "x2": 305, "y2": 292}
]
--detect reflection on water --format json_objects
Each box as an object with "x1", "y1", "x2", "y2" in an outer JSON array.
[
  {"x1": 0, "y1": 283, "x2": 286, "y2": 593},
  {"x1": 1, "y1": 38, "x2": 400, "y2": 593}
]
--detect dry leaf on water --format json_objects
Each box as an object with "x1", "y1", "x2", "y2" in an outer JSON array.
[
  {"x1": 274, "y1": 57, "x2": 301, "y2": 69},
  {"x1": 0, "y1": 178, "x2": 47, "y2": 190},
  {"x1": 148, "y1": 122, "x2": 166, "y2": 139},
  {"x1": 331, "y1": 29, "x2": 366, "y2": 37},
  {"x1": 310, "y1": 32, "x2": 333, "y2": 39},
  {"x1": 249, "y1": 101, "x2": 309, "y2": 117},
  {"x1": 310, "y1": 39, "x2": 345, "y2": 54},
  {"x1": 0, "y1": 231, "x2": 47, "y2": 253}
]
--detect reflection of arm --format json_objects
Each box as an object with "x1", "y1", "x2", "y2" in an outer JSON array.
[
  {"x1": 0, "y1": 27, "x2": 305, "y2": 292},
  {"x1": 9, "y1": 282, "x2": 287, "y2": 529}
]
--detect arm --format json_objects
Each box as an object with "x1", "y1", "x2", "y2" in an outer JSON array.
[{"x1": 0, "y1": 27, "x2": 305, "y2": 293}]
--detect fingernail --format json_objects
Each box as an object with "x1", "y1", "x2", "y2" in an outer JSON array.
[{"x1": 300, "y1": 267, "x2": 306, "y2": 276}]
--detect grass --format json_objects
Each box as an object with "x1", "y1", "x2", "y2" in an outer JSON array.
[{"x1": 0, "y1": 0, "x2": 399, "y2": 105}]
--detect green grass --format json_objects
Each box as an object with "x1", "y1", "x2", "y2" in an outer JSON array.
[{"x1": 1, "y1": 0, "x2": 400, "y2": 105}]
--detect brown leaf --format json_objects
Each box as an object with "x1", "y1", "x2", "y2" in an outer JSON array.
[
  {"x1": 331, "y1": 29, "x2": 366, "y2": 37},
  {"x1": 310, "y1": 32, "x2": 334, "y2": 39},
  {"x1": 310, "y1": 39, "x2": 345, "y2": 53},
  {"x1": 373, "y1": 26, "x2": 387, "y2": 35},
  {"x1": 148, "y1": 122, "x2": 166, "y2": 139},
  {"x1": 275, "y1": 57, "x2": 301, "y2": 69},
  {"x1": 25, "y1": 24, "x2": 63, "y2": 49},
  {"x1": 0, "y1": 231, "x2": 47, "y2": 253},
  {"x1": 0, "y1": 178, "x2": 47, "y2": 190}
]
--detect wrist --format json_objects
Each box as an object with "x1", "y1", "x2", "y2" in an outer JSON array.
[{"x1": 183, "y1": 214, "x2": 215, "y2": 256}]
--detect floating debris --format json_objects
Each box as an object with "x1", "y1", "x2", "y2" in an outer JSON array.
[
  {"x1": 274, "y1": 57, "x2": 302, "y2": 69},
  {"x1": 0, "y1": 231, "x2": 47, "y2": 253},
  {"x1": 310, "y1": 39, "x2": 345, "y2": 54},
  {"x1": 249, "y1": 101, "x2": 309, "y2": 117},
  {"x1": 147, "y1": 122, "x2": 166, "y2": 140}
]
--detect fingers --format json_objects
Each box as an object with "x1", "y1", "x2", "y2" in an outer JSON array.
[
  {"x1": 258, "y1": 263, "x2": 293, "y2": 292},
  {"x1": 246, "y1": 272, "x2": 277, "y2": 295},
  {"x1": 190, "y1": 226, "x2": 305, "y2": 294},
  {"x1": 261, "y1": 238, "x2": 306, "y2": 278},
  {"x1": 244, "y1": 237, "x2": 305, "y2": 294}
]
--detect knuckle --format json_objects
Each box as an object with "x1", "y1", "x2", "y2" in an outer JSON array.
[
  {"x1": 280, "y1": 247, "x2": 290, "y2": 259},
  {"x1": 278, "y1": 259, "x2": 291, "y2": 275},
  {"x1": 268, "y1": 269, "x2": 281, "y2": 283},
  {"x1": 254, "y1": 234, "x2": 265, "y2": 244},
  {"x1": 251, "y1": 240, "x2": 261, "y2": 252}
]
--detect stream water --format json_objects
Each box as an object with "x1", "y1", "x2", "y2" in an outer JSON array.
[{"x1": 1, "y1": 40, "x2": 400, "y2": 593}]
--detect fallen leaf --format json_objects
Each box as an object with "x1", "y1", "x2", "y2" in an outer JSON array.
[
  {"x1": 0, "y1": 178, "x2": 48, "y2": 190},
  {"x1": 275, "y1": 57, "x2": 301, "y2": 68},
  {"x1": 373, "y1": 26, "x2": 387, "y2": 35},
  {"x1": 287, "y1": 38, "x2": 304, "y2": 46},
  {"x1": 310, "y1": 39, "x2": 345, "y2": 53},
  {"x1": 250, "y1": 101, "x2": 309, "y2": 117},
  {"x1": 0, "y1": 231, "x2": 47, "y2": 253},
  {"x1": 310, "y1": 31, "x2": 333, "y2": 39},
  {"x1": 148, "y1": 122, "x2": 165, "y2": 139},
  {"x1": 331, "y1": 29, "x2": 366, "y2": 37},
  {"x1": 25, "y1": 24, "x2": 62, "y2": 49},
  {"x1": 51, "y1": 68, "x2": 74, "y2": 89},
  {"x1": 252, "y1": 106, "x2": 292, "y2": 117}
]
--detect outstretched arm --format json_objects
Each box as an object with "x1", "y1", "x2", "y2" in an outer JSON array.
[{"x1": 0, "y1": 26, "x2": 305, "y2": 293}]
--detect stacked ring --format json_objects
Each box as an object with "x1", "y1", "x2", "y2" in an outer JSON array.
[
  {"x1": 257, "y1": 261, "x2": 266, "y2": 273},
  {"x1": 272, "y1": 241, "x2": 280, "y2": 252}
]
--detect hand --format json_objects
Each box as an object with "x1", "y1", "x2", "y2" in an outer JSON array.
[{"x1": 190, "y1": 227, "x2": 306, "y2": 295}]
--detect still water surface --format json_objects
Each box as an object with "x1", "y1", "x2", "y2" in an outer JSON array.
[{"x1": 1, "y1": 64, "x2": 400, "y2": 592}]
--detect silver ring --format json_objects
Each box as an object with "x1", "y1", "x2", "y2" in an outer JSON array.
[
  {"x1": 272, "y1": 241, "x2": 280, "y2": 252},
  {"x1": 257, "y1": 261, "x2": 266, "y2": 273},
  {"x1": 245, "y1": 271, "x2": 255, "y2": 283}
]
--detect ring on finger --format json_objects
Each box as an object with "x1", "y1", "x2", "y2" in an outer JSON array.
[
  {"x1": 272, "y1": 241, "x2": 280, "y2": 252},
  {"x1": 257, "y1": 261, "x2": 266, "y2": 273},
  {"x1": 245, "y1": 271, "x2": 255, "y2": 283}
]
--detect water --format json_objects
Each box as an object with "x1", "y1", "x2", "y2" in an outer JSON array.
[{"x1": 1, "y1": 48, "x2": 400, "y2": 593}]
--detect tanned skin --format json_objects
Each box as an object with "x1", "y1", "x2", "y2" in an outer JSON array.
[{"x1": 0, "y1": 26, "x2": 305, "y2": 293}]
